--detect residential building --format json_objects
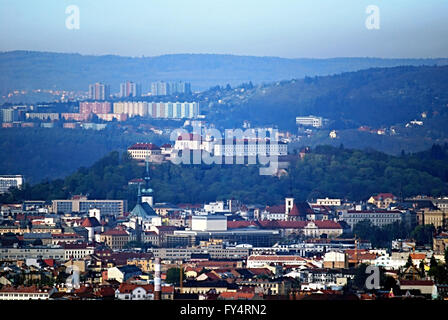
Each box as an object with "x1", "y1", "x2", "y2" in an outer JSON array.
[
  {"x1": 0, "y1": 286, "x2": 56, "y2": 300},
  {"x1": 79, "y1": 101, "x2": 111, "y2": 114},
  {"x1": 51, "y1": 196, "x2": 127, "y2": 216},
  {"x1": 340, "y1": 210, "x2": 404, "y2": 230},
  {"x1": 119, "y1": 81, "x2": 141, "y2": 98},
  {"x1": 127, "y1": 143, "x2": 163, "y2": 161},
  {"x1": 99, "y1": 228, "x2": 130, "y2": 250},
  {"x1": 0, "y1": 175, "x2": 24, "y2": 194},
  {"x1": 88, "y1": 83, "x2": 110, "y2": 100},
  {"x1": 367, "y1": 193, "x2": 398, "y2": 209},
  {"x1": 296, "y1": 116, "x2": 324, "y2": 128},
  {"x1": 316, "y1": 198, "x2": 342, "y2": 206}
]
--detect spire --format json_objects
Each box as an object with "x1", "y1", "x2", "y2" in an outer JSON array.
[{"x1": 137, "y1": 182, "x2": 142, "y2": 204}]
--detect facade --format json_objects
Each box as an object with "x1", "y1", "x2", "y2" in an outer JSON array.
[
  {"x1": 79, "y1": 101, "x2": 111, "y2": 114},
  {"x1": 323, "y1": 251, "x2": 349, "y2": 269},
  {"x1": 150, "y1": 245, "x2": 250, "y2": 261},
  {"x1": 368, "y1": 193, "x2": 398, "y2": 209},
  {"x1": 247, "y1": 255, "x2": 307, "y2": 268},
  {"x1": 213, "y1": 139, "x2": 288, "y2": 157},
  {"x1": 417, "y1": 208, "x2": 447, "y2": 228},
  {"x1": 119, "y1": 81, "x2": 141, "y2": 98},
  {"x1": 115, "y1": 283, "x2": 174, "y2": 300},
  {"x1": 191, "y1": 215, "x2": 227, "y2": 231},
  {"x1": 340, "y1": 210, "x2": 403, "y2": 230},
  {"x1": 25, "y1": 113, "x2": 59, "y2": 121},
  {"x1": 99, "y1": 229, "x2": 130, "y2": 250},
  {"x1": 127, "y1": 143, "x2": 162, "y2": 161},
  {"x1": 316, "y1": 198, "x2": 342, "y2": 206},
  {"x1": 1, "y1": 108, "x2": 19, "y2": 123},
  {"x1": 51, "y1": 197, "x2": 127, "y2": 216},
  {"x1": 0, "y1": 246, "x2": 65, "y2": 260},
  {"x1": 151, "y1": 81, "x2": 191, "y2": 96},
  {"x1": 113, "y1": 101, "x2": 199, "y2": 119},
  {"x1": 296, "y1": 116, "x2": 323, "y2": 128},
  {"x1": 0, "y1": 286, "x2": 56, "y2": 300},
  {"x1": 0, "y1": 175, "x2": 24, "y2": 194},
  {"x1": 63, "y1": 244, "x2": 95, "y2": 260},
  {"x1": 88, "y1": 83, "x2": 110, "y2": 100}
]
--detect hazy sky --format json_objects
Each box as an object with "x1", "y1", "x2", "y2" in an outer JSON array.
[{"x1": 0, "y1": 0, "x2": 447, "y2": 58}]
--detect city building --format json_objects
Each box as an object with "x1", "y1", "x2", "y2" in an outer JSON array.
[
  {"x1": 119, "y1": 81, "x2": 141, "y2": 98},
  {"x1": 1, "y1": 108, "x2": 19, "y2": 123},
  {"x1": 99, "y1": 228, "x2": 130, "y2": 250},
  {"x1": 213, "y1": 139, "x2": 288, "y2": 157},
  {"x1": 0, "y1": 175, "x2": 24, "y2": 194},
  {"x1": 368, "y1": 193, "x2": 398, "y2": 209},
  {"x1": 151, "y1": 81, "x2": 191, "y2": 96},
  {"x1": 127, "y1": 143, "x2": 163, "y2": 162},
  {"x1": 79, "y1": 101, "x2": 111, "y2": 114},
  {"x1": 88, "y1": 82, "x2": 110, "y2": 100},
  {"x1": 0, "y1": 286, "x2": 56, "y2": 300},
  {"x1": 113, "y1": 101, "x2": 199, "y2": 119},
  {"x1": 340, "y1": 209, "x2": 404, "y2": 230},
  {"x1": 51, "y1": 196, "x2": 127, "y2": 216},
  {"x1": 296, "y1": 116, "x2": 324, "y2": 128}
]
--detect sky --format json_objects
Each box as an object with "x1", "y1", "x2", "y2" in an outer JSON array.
[{"x1": 0, "y1": 0, "x2": 447, "y2": 59}]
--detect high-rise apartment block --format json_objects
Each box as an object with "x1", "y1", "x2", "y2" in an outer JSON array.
[
  {"x1": 120, "y1": 81, "x2": 142, "y2": 98},
  {"x1": 88, "y1": 83, "x2": 110, "y2": 100},
  {"x1": 113, "y1": 101, "x2": 199, "y2": 119},
  {"x1": 150, "y1": 81, "x2": 191, "y2": 96}
]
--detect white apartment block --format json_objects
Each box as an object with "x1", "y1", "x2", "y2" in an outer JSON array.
[
  {"x1": 296, "y1": 116, "x2": 323, "y2": 128},
  {"x1": 214, "y1": 140, "x2": 288, "y2": 157},
  {"x1": 113, "y1": 101, "x2": 199, "y2": 119},
  {"x1": 316, "y1": 198, "x2": 342, "y2": 206},
  {"x1": 340, "y1": 210, "x2": 403, "y2": 230},
  {"x1": 0, "y1": 175, "x2": 24, "y2": 194}
]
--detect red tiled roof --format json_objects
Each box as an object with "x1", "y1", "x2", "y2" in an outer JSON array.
[
  {"x1": 265, "y1": 204, "x2": 285, "y2": 214},
  {"x1": 0, "y1": 286, "x2": 52, "y2": 293},
  {"x1": 102, "y1": 229, "x2": 128, "y2": 236},
  {"x1": 400, "y1": 280, "x2": 434, "y2": 286},
  {"x1": 219, "y1": 292, "x2": 259, "y2": 300},
  {"x1": 128, "y1": 143, "x2": 160, "y2": 150},
  {"x1": 410, "y1": 253, "x2": 427, "y2": 260},
  {"x1": 81, "y1": 217, "x2": 101, "y2": 228},
  {"x1": 372, "y1": 193, "x2": 397, "y2": 200},
  {"x1": 227, "y1": 221, "x2": 258, "y2": 229}
]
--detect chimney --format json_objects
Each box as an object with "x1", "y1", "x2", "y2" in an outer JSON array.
[{"x1": 154, "y1": 257, "x2": 161, "y2": 300}]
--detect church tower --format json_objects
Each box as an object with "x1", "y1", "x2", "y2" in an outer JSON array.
[{"x1": 141, "y1": 155, "x2": 154, "y2": 206}]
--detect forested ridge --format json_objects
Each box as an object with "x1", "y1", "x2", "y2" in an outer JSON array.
[{"x1": 2, "y1": 144, "x2": 448, "y2": 207}]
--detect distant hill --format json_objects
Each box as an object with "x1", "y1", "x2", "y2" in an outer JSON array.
[
  {"x1": 1, "y1": 50, "x2": 448, "y2": 94},
  {"x1": 204, "y1": 65, "x2": 448, "y2": 129}
]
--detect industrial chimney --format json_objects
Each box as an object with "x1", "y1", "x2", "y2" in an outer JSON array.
[{"x1": 154, "y1": 257, "x2": 161, "y2": 300}]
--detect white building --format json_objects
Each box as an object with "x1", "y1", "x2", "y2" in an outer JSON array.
[
  {"x1": 213, "y1": 139, "x2": 287, "y2": 157},
  {"x1": 247, "y1": 255, "x2": 307, "y2": 268},
  {"x1": 316, "y1": 198, "x2": 342, "y2": 206},
  {"x1": 0, "y1": 175, "x2": 24, "y2": 194},
  {"x1": 127, "y1": 143, "x2": 163, "y2": 161},
  {"x1": 296, "y1": 116, "x2": 323, "y2": 128},
  {"x1": 0, "y1": 287, "x2": 56, "y2": 300},
  {"x1": 340, "y1": 210, "x2": 404, "y2": 230},
  {"x1": 191, "y1": 215, "x2": 227, "y2": 231}
]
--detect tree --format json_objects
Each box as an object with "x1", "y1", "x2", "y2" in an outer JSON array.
[
  {"x1": 419, "y1": 260, "x2": 426, "y2": 278},
  {"x1": 165, "y1": 267, "x2": 185, "y2": 286}
]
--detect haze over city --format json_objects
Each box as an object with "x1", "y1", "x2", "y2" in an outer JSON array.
[{"x1": 1, "y1": 0, "x2": 447, "y2": 58}]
